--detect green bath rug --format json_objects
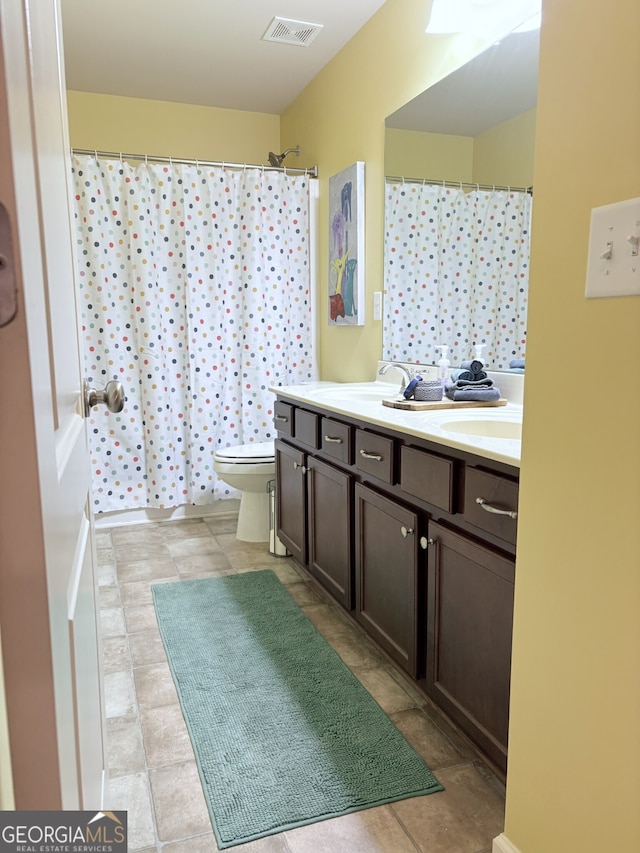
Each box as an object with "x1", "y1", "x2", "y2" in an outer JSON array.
[{"x1": 152, "y1": 570, "x2": 443, "y2": 848}]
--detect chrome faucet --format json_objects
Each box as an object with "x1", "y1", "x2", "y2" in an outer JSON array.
[{"x1": 378, "y1": 362, "x2": 415, "y2": 394}]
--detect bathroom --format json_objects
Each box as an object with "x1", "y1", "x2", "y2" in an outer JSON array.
[{"x1": 0, "y1": 1, "x2": 638, "y2": 852}]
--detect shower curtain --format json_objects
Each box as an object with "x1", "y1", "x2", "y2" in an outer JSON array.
[
  {"x1": 72, "y1": 155, "x2": 314, "y2": 513},
  {"x1": 383, "y1": 182, "x2": 531, "y2": 368}
]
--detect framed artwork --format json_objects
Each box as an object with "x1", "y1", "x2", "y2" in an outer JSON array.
[{"x1": 328, "y1": 161, "x2": 365, "y2": 325}]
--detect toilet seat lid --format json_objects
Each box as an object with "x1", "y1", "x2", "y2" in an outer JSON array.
[{"x1": 214, "y1": 440, "x2": 275, "y2": 464}]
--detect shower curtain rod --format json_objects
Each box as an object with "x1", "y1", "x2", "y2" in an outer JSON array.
[
  {"x1": 72, "y1": 148, "x2": 318, "y2": 178},
  {"x1": 385, "y1": 175, "x2": 533, "y2": 195}
]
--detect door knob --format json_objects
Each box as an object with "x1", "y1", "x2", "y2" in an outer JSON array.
[{"x1": 83, "y1": 379, "x2": 125, "y2": 417}]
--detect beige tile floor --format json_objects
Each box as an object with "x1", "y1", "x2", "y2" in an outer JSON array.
[{"x1": 97, "y1": 516, "x2": 505, "y2": 853}]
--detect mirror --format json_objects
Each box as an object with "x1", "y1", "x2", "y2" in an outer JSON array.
[{"x1": 383, "y1": 27, "x2": 539, "y2": 371}]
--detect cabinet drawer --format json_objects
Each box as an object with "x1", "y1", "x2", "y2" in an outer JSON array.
[
  {"x1": 295, "y1": 408, "x2": 319, "y2": 449},
  {"x1": 273, "y1": 401, "x2": 294, "y2": 436},
  {"x1": 355, "y1": 429, "x2": 394, "y2": 483},
  {"x1": 400, "y1": 446, "x2": 455, "y2": 512},
  {"x1": 464, "y1": 467, "x2": 519, "y2": 545},
  {"x1": 320, "y1": 417, "x2": 352, "y2": 464}
]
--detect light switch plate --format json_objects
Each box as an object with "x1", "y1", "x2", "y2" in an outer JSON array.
[
  {"x1": 373, "y1": 291, "x2": 382, "y2": 321},
  {"x1": 585, "y1": 196, "x2": 640, "y2": 298}
]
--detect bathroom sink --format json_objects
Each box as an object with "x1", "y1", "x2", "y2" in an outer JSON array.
[
  {"x1": 438, "y1": 417, "x2": 522, "y2": 440},
  {"x1": 307, "y1": 383, "x2": 399, "y2": 403}
]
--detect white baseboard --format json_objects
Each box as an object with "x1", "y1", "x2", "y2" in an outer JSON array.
[
  {"x1": 94, "y1": 499, "x2": 240, "y2": 529},
  {"x1": 493, "y1": 833, "x2": 522, "y2": 853}
]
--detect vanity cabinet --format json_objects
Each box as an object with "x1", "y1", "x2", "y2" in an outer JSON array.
[
  {"x1": 354, "y1": 483, "x2": 421, "y2": 677},
  {"x1": 275, "y1": 438, "x2": 353, "y2": 610},
  {"x1": 275, "y1": 440, "x2": 307, "y2": 565},
  {"x1": 273, "y1": 393, "x2": 519, "y2": 775},
  {"x1": 307, "y1": 457, "x2": 353, "y2": 611},
  {"x1": 426, "y1": 521, "x2": 515, "y2": 770}
]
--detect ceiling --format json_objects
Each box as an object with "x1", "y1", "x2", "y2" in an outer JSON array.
[
  {"x1": 386, "y1": 27, "x2": 540, "y2": 137},
  {"x1": 60, "y1": 0, "x2": 388, "y2": 115}
]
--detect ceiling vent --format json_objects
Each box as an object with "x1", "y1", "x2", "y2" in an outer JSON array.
[{"x1": 262, "y1": 16, "x2": 324, "y2": 47}]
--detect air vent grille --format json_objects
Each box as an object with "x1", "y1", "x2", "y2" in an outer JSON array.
[{"x1": 262, "y1": 17, "x2": 323, "y2": 47}]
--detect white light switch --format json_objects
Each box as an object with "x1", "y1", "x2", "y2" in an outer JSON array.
[
  {"x1": 585, "y1": 197, "x2": 640, "y2": 298},
  {"x1": 373, "y1": 291, "x2": 383, "y2": 321}
]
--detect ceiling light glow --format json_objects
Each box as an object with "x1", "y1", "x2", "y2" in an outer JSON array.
[{"x1": 426, "y1": 0, "x2": 541, "y2": 38}]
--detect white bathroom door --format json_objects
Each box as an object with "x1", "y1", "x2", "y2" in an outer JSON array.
[{"x1": 0, "y1": 0, "x2": 107, "y2": 809}]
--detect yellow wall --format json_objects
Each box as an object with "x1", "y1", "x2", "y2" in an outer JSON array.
[
  {"x1": 384, "y1": 127, "x2": 474, "y2": 181},
  {"x1": 385, "y1": 109, "x2": 535, "y2": 188},
  {"x1": 280, "y1": 0, "x2": 500, "y2": 382},
  {"x1": 282, "y1": 0, "x2": 640, "y2": 850},
  {"x1": 66, "y1": 91, "x2": 280, "y2": 164},
  {"x1": 473, "y1": 108, "x2": 536, "y2": 187},
  {"x1": 505, "y1": 0, "x2": 640, "y2": 849}
]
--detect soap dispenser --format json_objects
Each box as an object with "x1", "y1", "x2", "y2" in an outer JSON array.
[
  {"x1": 473, "y1": 342, "x2": 486, "y2": 367},
  {"x1": 436, "y1": 344, "x2": 450, "y2": 387}
]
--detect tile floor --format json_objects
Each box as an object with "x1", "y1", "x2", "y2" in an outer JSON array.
[{"x1": 97, "y1": 516, "x2": 505, "y2": 853}]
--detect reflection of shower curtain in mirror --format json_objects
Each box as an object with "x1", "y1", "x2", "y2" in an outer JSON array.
[
  {"x1": 383, "y1": 183, "x2": 530, "y2": 369},
  {"x1": 72, "y1": 155, "x2": 314, "y2": 513}
]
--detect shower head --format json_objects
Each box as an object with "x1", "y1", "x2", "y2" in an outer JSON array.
[{"x1": 267, "y1": 145, "x2": 301, "y2": 167}]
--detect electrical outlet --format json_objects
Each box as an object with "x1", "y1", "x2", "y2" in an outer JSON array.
[
  {"x1": 585, "y1": 197, "x2": 640, "y2": 298},
  {"x1": 373, "y1": 291, "x2": 382, "y2": 321}
]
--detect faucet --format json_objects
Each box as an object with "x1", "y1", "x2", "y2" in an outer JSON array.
[{"x1": 378, "y1": 362, "x2": 415, "y2": 394}]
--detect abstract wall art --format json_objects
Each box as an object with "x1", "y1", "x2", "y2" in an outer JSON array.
[{"x1": 328, "y1": 161, "x2": 365, "y2": 326}]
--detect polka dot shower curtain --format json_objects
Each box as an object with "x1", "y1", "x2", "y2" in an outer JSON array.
[
  {"x1": 72, "y1": 155, "x2": 314, "y2": 513},
  {"x1": 383, "y1": 182, "x2": 530, "y2": 369}
]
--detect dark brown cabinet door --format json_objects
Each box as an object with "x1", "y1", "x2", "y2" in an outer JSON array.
[
  {"x1": 307, "y1": 457, "x2": 353, "y2": 611},
  {"x1": 426, "y1": 521, "x2": 515, "y2": 772},
  {"x1": 354, "y1": 483, "x2": 421, "y2": 677},
  {"x1": 275, "y1": 439, "x2": 307, "y2": 566}
]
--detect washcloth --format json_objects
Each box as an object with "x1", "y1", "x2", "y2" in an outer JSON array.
[
  {"x1": 451, "y1": 367, "x2": 488, "y2": 382},
  {"x1": 450, "y1": 369, "x2": 474, "y2": 382},
  {"x1": 509, "y1": 358, "x2": 525, "y2": 370},
  {"x1": 451, "y1": 378, "x2": 494, "y2": 388},
  {"x1": 508, "y1": 368, "x2": 525, "y2": 374},
  {"x1": 461, "y1": 359, "x2": 485, "y2": 374}
]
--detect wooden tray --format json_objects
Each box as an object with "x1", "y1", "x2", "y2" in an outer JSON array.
[{"x1": 382, "y1": 397, "x2": 508, "y2": 411}]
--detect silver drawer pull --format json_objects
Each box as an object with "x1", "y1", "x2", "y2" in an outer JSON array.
[
  {"x1": 420, "y1": 536, "x2": 435, "y2": 550},
  {"x1": 476, "y1": 496, "x2": 518, "y2": 520},
  {"x1": 324, "y1": 435, "x2": 343, "y2": 444},
  {"x1": 359, "y1": 449, "x2": 383, "y2": 461},
  {"x1": 293, "y1": 462, "x2": 307, "y2": 473},
  {"x1": 400, "y1": 526, "x2": 414, "y2": 538},
  {"x1": 275, "y1": 414, "x2": 289, "y2": 422}
]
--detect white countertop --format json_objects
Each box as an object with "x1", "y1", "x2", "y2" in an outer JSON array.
[{"x1": 270, "y1": 380, "x2": 523, "y2": 468}]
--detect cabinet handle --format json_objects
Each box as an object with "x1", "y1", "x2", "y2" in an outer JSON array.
[
  {"x1": 275, "y1": 414, "x2": 289, "y2": 422},
  {"x1": 400, "y1": 526, "x2": 414, "y2": 538},
  {"x1": 324, "y1": 435, "x2": 343, "y2": 444},
  {"x1": 293, "y1": 461, "x2": 307, "y2": 474},
  {"x1": 476, "y1": 496, "x2": 518, "y2": 520},
  {"x1": 420, "y1": 536, "x2": 435, "y2": 549},
  {"x1": 359, "y1": 449, "x2": 383, "y2": 462}
]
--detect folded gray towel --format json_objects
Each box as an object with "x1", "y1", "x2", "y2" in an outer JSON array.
[
  {"x1": 445, "y1": 378, "x2": 497, "y2": 401},
  {"x1": 509, "y1": 358, "x2": 525, "y2": 369},
  {"x1": 508, "y1": 367, "x2": 525, "y2": 374},
  {"x1": 446, "y1": 387, "x2": 502, "y2": 402}
]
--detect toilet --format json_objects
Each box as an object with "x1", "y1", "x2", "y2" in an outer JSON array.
[{"x1": 213, "y1": 440, "x2": 276, "y2": 542}]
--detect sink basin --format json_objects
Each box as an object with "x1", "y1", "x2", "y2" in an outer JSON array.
[
  {"x1": 439, "y1": 418, "x2": 522, "y2": 440},
  {"x1": 307, "y1": 383, "x2": 398, "y2": 403}
]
